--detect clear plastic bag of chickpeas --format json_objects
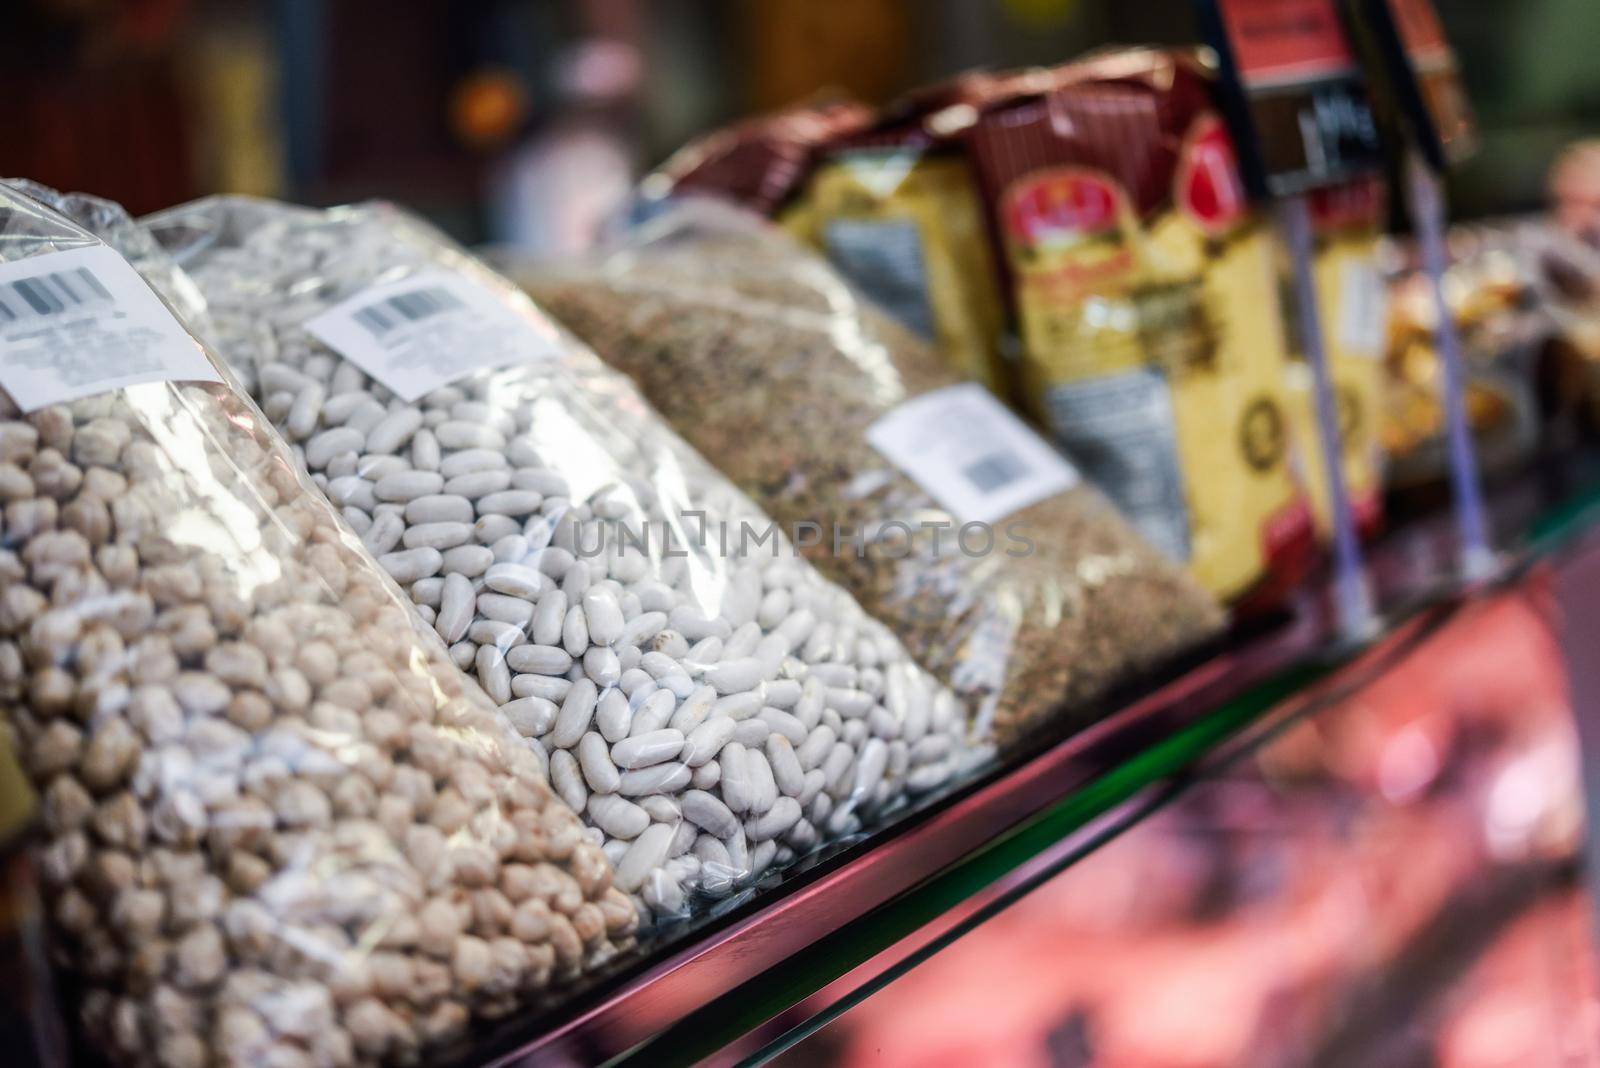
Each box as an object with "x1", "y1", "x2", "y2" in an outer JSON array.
[{"x1": 0, "y1": 181, "x2": 638, "y2": 1067}]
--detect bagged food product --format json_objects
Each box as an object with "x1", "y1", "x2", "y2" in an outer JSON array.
[
  {"x1": 1282, "y1": 180, "x2": 1390, "y2": 538},
  {"x1": 0, "y1": 182, "x2": 636, "y2": 1067},
  {"x1": 961, "y1": 48, "x2": 1316, "y2": 604},
  {"x1": 521, "y1": 201, "x2": 1224, "y2": 744},
  {"x1": 146, "y1": 196, "x2": 978, "y2": 922},
  {"x1": 784, "y1": 74, "x2": 1020, "y2": 394}
]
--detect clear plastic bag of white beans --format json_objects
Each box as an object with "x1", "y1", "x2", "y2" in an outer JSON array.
[
  {"x1": 144, "y1": 196, "x2": 986, "y2": 923},
  {"x1": 0, "y1": 182, "x2": 637, "y2": 1067}
]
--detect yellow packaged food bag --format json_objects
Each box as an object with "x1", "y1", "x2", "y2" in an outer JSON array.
[
  {"x1": 790, "y1": 74, "x2": 1029, "y2": 394},
  {"x1": 966, "y1": 49, "x2": 1315, "y2": 604},
  {"x1": 800, "y1": 151, "x2": 1010, "y2": 393}
]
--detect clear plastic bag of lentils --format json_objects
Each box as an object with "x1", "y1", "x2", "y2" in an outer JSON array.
[
  {"x1": 0, "y1": 181, "x2": 639, "y2": 1068},
  {"x1": 143, "y1": 196, "x2": 984, "y2": 923},
  {"x1": 518, "y1": 202, "x2": 1227, "y2": 744}
]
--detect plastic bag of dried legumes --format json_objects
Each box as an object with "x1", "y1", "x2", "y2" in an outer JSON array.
[
  {"x1": 518, "y1": 201, "x2": 1227, "y2": 744},
  {"x1": 0, "y1": 181, "x2": 637, "y2": 1067},
  {"x1": 143, "y1": 196, "x2": 982, "y2": 923}
]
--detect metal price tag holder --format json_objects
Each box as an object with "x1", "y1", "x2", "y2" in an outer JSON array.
[
  {"x1": 1196, "y1": 0, "x2": 1387, "y2": 637},
  {"x1": 1349, "y1": 0, "x2": 1493, "y2": 579}
]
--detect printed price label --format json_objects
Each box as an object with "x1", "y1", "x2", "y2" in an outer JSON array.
[
  {"x1": 1219, "y1": 0, "x2": 1360, "y2": 82},
  {"x1": 1198, "y1": 0, "x2": 1386, "y2": 196},
  {"x1": 0, "y1": 245, "x2": 220, "y2": 412},
  {"x1": 867, "y1": 383, "x2": 1079, "y2": 525},
  {"x1": 305, "y1": 269, "x2": 561, "y2": 401}
]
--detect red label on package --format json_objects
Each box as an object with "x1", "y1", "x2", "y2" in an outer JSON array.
[
  {"x1": 1003, "y1": 169, "x2": 1124, "y2": 244},
  {"x1": 1176, "y1": 115, "x2": 1250, "y2": 235},
  {"x1": 1198, "y1": 0, "x2": 1386, "y2": 196}
]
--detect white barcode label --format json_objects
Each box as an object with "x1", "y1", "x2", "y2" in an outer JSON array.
[
  {"x1": 866, "y1": 383, "x2": 1078, "y2": 525},
  {"x1": 0, "y1": 245, "x2": 220, "y2": 412},
  {"x1": 304, "y1": 268, "x2": 561, "y2": 401},
  {"x1": 351, "y1": 286, "x2": 465, "y2": 336},
  {"x1": 1337, "y1": 257, "x2": 1388, "y2": 358}
]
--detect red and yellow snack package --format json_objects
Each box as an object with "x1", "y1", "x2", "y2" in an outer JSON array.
[{"x1": 966, "y1": 49, "x2": 1315, "y2": 603}]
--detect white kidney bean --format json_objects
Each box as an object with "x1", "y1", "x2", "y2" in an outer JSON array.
[
  {"x1": 473, "y1": 644, "x2": 511, "y2": 704},
  {"x1": 589, "y1": 794, "x2": 651, "y2": 842},
  {"x1": 582, "y1": 588, "x2": 624, "y2": 646},
  {"x1": 561, "y1": 604, "x2": 589, "y2": 657},
  {"x1": 640, "y1": 795, "x2": 682, "y2": 824},
  {"x1": 690, "y1": 760, "x2": 721, "y2": 791},
  {"x1": 822, "y1": 742, "x2": 857, "y2": 800},
  {"x1": 482, "y1": 562, "x2": 544, "y2": 599},
  {"x1": 610, "y1": 729, "x2": 685, "y2": 770},
  {"x1": 746, "y1": 797, "x2": 802, "y2": 842},
  {"x1": 550, "y1": 748, "x2": 588, "y2": 813},
  {"x1": 680, "y1": 716, "x2": 736, "y2": 768},
  {"x1": 577, "y1": 731, "x2": 621, "y2": 793},
  {"x1": 796, "y1": 725, "x2": 837, "y2": 771},
  {"x1": 594, "y1": 687, "x2": 632, "y2": 744},
  {"x1": 625, "y1": 688, "x2": 675, "y2": 737},
  {"x1": 765, "y1": 735, "x2": 806, "y2": 796},
  {"x1": 403, "y1": 520, "x2": 473, "y2": 551},
  {"x1": 377, "y1": 546, "x2": 443, "y2": 583},
  {"x1": 681, "y1": 790, "x2": 739, "y2": 839},
  {"x1": 582, "y1": 646, "x2": 622, "y2": 688},
  {"x1": 668, "y1": 685, "x2": 716, "y2": 734},
  {"x1": 744, "y1": 749, "x2": 778, "y2": 814},
  {"x1": 470, "y1": 592, "x2": 529, "y2": 628},
  {"x1": 513, "y1": 673, "x2": 570, "y2": 703},
  {"x1": 705, "y1": 656, "x2": 764, "y2": 695},
  {"x1": 505, "y1": 644, "x2": 571, "y2": 675},
  {"x1": 549, "y1": 678, "x2": 598, "y2": 748},
  {"x1": 502, "y1": 695, "x2": 558, "y2": 736},
  {"x1": 719, "y1": 742, "x2": 753, "y2": 814},
  {"x1": 617, "y1": 763, "x2": 691, "y2": 797},
  {"x1": 712, "y1": 691, "x2": 763, "y2": 721}
]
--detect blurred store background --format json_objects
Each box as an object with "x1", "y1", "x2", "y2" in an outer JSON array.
[
  {"x1": 761, "y1": 582, "x2": 1600, "y2": 1068},
  {"x1": 6, "y1": 0, "x2": 1599, "y2": 251}
]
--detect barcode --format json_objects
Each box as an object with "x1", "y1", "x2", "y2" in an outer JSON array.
[
  {"x1": 963, "y1": 451, "x2": 1030, "y2": 494},
  {"x1": 352, "y1": 286, "x2": 464, "y2": 337},
  {"x1": 0, "y1": 265, "x2": 114, "y2": 324}
]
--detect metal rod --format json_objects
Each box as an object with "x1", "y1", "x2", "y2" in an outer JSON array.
[
  {"x1": 1278, "y1": 194, "x2": 1376, "y2": 638},
  {"x1": 1405, "y1": 152, "x2": 1495, "y2": 579}
]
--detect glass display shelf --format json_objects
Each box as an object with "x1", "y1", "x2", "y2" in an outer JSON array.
[
  {"x1": 751, "y1": 576, "x2": 1591, "y2": 1068},
  {"x1": 443, "y1": 460, "x2": 1600, "y2": 1068}
]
